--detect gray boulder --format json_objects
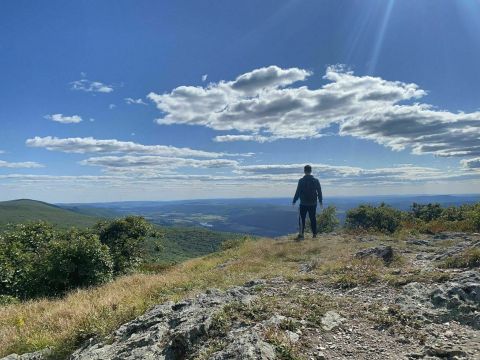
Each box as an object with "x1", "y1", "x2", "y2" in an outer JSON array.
[{"x1": 355, "y1": 245, "x2": 394, "y2": 263}]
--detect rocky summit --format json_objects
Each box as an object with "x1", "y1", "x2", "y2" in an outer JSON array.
[{"x1": 2, "y1": 232, "x2": 480, "y2": 359}]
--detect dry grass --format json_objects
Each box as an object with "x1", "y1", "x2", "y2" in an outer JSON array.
[{"x1": 0, "y1": 234, "x2": 387, "y2": 358}]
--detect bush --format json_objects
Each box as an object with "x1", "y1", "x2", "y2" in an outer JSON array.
[
  {"x1": 316, "y1": 205, "x2": 339, "y2": 233},
  {"x1": 94, "y1": 216, "x2": 155, "y2": 274},
  {"x1": 345, "y1": 203, "x2": 403, "y2": 233},
  {"x1": 0, "y1": 295, "x2": 19, "y2": 306},
  {"x1": 0, "y1": 223, "x2": 114, "y2": 299},
  {"x1": 402, "y1": 202, "x2": 480, "y2": 234},
  {"x1": 0, "y1": 222, "x2": 56, "y2": 298},
  {"x1": 34, "y1": 230, "x2": 113, "y2": 297},
  {"x1": 410, "y1": 203, "x2": 443, "y2": 222}
]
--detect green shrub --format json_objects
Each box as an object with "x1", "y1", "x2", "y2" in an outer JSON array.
[
  {"x1": 0, "y1": 295, "x2": 19, "y2": 306},
  {"x1": 0, "y1": 222, "x2": 57, "y2": 298},
  {"x1": 316, "y1": 205, "x2": 339, "y2": 233},
  {"x1": 345, "y1": 203, "x2": 403, "y2": 233},
  {"x1": 0, "y1": 224, "x2": 114, "y2": 299},
  {"x1": 466, "y1": 204, "x2": 480, "y2": 232},
  {"x1": 410, "y1": 203, "x2": 443, "y2": 222},
  {"x1": 403, "y1": 202, "x2": 480, "y2": 233},
  {"x1": 34, "y1": 230, "x2": 113, "y2": 297},
  {"x1": 94, "y1": 216, "x2": 155, "y2": 274}
]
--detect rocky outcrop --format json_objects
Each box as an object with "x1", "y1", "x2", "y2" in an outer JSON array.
[
  {"x1": 397, "y1": 270, "x2": 480, "y2": 329},
  {"x1": 70, "y1": 281, "x2": 272, "y2": 360}
]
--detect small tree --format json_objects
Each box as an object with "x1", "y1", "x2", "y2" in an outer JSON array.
[
  {"x1": 317, "y1": 205, "x2": 339, "y2": 233},
  {"x1": 94, "y1": 216, "x2": 154, "y2": 274}
]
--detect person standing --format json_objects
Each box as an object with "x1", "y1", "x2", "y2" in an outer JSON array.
[{"x1": 292, "y1": 165, "x2": 323, "y2": 240}]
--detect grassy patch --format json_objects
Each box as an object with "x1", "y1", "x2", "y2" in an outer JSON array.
[
  {"x1": 264, "y1": 327, "x2": 303, "y2": 360},
  {"x1": 320, "y1": 258, "x2": 385, "y2": 289},
  {"x1": 365, "y1": 303, "x2": 421, "y2": 331},
  {"x1": 441, "y1": 247, "x2": 480, "y2": 269},
  {"x1": 384, "y1": 269, "x2": 451, "y2": 287}
]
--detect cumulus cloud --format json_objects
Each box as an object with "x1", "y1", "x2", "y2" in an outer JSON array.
[
  {"x1": 44, "y1": 114, "x2": 82, "y2": 124},
  {"x1": 125, "y1": 97, "x2": 147, "y2": 105},
  {"x1": 70, "y1": 78, "x2": 114, "y2": 93},
  {"x1": 0, "y1": 160, "x2": 43, "y2": 168},
  {"x1": 148, "y1": 65, "x2": 480, "y2": 165},
  {"x1": 25, "y1": 136, "x2": 237, "y2": 158}
]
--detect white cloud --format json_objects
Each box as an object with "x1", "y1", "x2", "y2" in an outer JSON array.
[
  {"x1": 125, "y1": 97, "x2": 147, "y2": 105},
  {"x1": 202, "y1": 74, "x2": 208, "y2": 82},
  {"x1": 80, "y1": 155, "x2": 238, "y2": 171},
  {"x1": 214, "y1": 134, "x2": 274, "y2": 143},
  {"x1": 44, "y1": 114, "x2": 82, "y2": 124},
  {"x1": 109, "y1": 104, "x2": 116, "y2": 110},
  {"x1": 25, "y1": 136, "x2": 239, "y2": 158},
  {"x1": 461, "y1": 157, "x2": 480, "y2": 169},
  {"x1": 0, "y1": 160, "x2": 43, "y2": 168},
  {"x1": 148, "y1": 65, "x2": 480, "y2": 165},
  {"x1": 70, "y1": 78, "x2": 114, "y2": 93},
  {"x1": 235, "y1": 163, "x2": 479, "y2": 185}
]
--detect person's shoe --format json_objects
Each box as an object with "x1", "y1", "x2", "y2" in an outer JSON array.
[
  {"x1": 295, "y1": 233, "x2": 305, "y2": 241},
  {"x1": 312, "y1": 233, "x2": 317, "y2": 238}
]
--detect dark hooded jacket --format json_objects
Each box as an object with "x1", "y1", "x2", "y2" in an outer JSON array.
[{"x1": 292, "y1": 174, "x2": 322, "y2": 206}]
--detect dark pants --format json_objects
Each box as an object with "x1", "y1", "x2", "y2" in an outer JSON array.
[{"x1": 299, "y1": 204, "x2": 317, "y2": 235}]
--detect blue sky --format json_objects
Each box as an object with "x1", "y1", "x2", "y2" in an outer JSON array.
[{"x1": 1, "y1": 0, "x2": 479, "y2": 202}]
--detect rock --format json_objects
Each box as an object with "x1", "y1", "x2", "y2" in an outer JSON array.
[
  {"x1": 210, "y1": 331, "x2": 275, "y2": 359},
  {"x1": 397, "y1": 270, "x2": 480, "y2": 329},
  {"x1": 299, "y1": 260, "x2": 319, "y2": 273},
  {"x1": 0, "y1": 350, "x2": 48, "y2": 360},
  {"x1": 407, "y1": 239, "x2": 432, "y2": 246},
  {"x1": 262, "y1": 314, "x2": 287, "y2": 327},
  {"x1": 424, "y1": 345, "x2": 467, "y2": 358},
  {"x1": 355, "y1": 245, "x2": 394, "y2": 263},
  {"x1": 68, "y1": 284, "x2": 267, "y2": 360},
  {"x1": 285, "y1": 330, "x2": 300, "y2": 343},
  {"x1": 321, "y1": 311, "x2": 346, "y2": 331}
]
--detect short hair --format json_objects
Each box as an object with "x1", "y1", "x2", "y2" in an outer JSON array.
[{"x1": 304, "y1": 165, "x2": 312, "y2": 173}]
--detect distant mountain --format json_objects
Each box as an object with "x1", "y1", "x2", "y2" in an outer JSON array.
[
  {"x1": 0, "y1": 199, "x2": 101, "y2": 229},
  {"x1": 61, "y1": 194, "x2": 480, "y2": 237}
]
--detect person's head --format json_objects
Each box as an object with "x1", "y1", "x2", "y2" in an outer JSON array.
[{"x1": 304, "y1": 165, "x2": 312, "y2": 175}]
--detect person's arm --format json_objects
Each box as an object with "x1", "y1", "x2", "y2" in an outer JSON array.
[
  {"x1": 292, "y1": 180, "x2": 301, "y2": 205},
  {"x1": 316, "y1": 179, "x2": 323, "y2": 206}
]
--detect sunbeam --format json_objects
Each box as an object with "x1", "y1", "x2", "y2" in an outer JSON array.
[{"x1": 367, "y1": 0, "x2": 396, "y2": 74}]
